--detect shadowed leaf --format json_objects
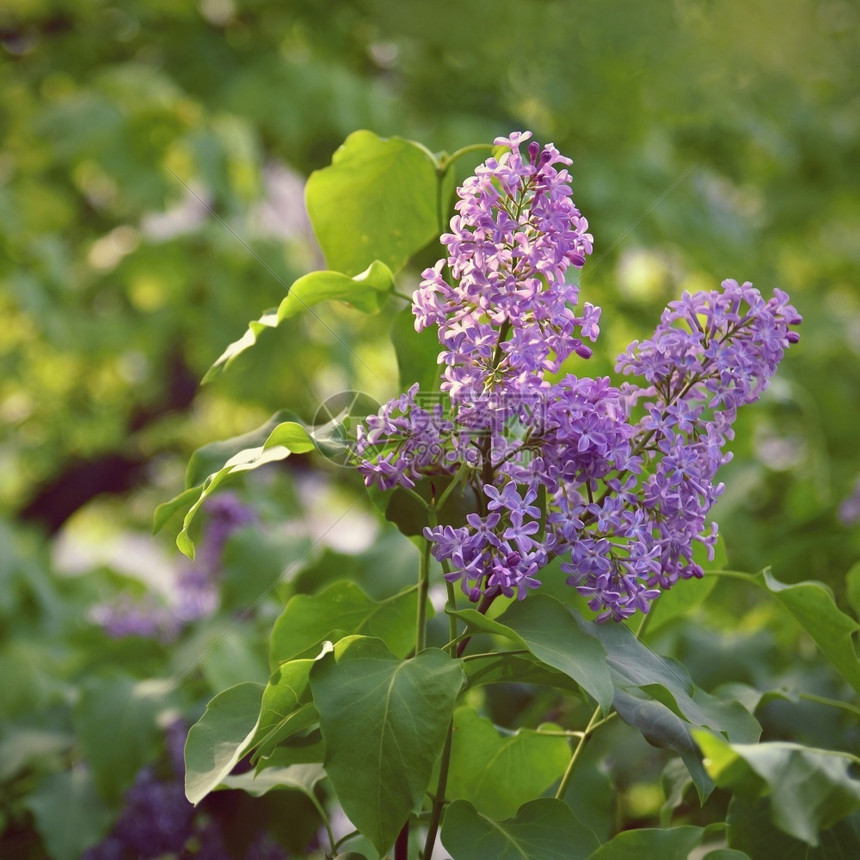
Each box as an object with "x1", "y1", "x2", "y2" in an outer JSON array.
[
  {"x1": 184, "y1": 682, "x2": 264, "y2": 805},
  {"x1": 759, "y1": 571, "x2": 860, "y2": 695},
  {"x1": 696, "y1": 731, "x2": 860, "y2": 846},
  {"x1": 440, "y1": 798, "x2": 598, "y2": 860},
  {"x1": 269, "y1": 580, "x2": 418, "y2": 666}
]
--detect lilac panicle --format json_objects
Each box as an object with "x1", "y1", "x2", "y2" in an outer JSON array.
[
  {"x1": 610, "y1": 279, "x2": 803, "y2": 601},
  {"x1": 357, "y1": 133, "x2": 801, "y2": 620},
  {"x1": 84, "y1": 723, "x2": 289, "y2": 860}
]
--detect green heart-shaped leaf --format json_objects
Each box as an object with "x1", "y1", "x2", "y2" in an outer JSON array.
[
  {"x1": 444, "y1": 707, "x2": 570, "y2": 818},
  {"x1": 310, "y1": 637, "x2": 463, "y2": 854}
]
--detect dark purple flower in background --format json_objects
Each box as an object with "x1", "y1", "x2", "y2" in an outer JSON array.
[
  {"x1": 839, "y1": 476, "x2": 860, "y2": 526},
  {"x1": 92, "y1": 494, "x2": 254, "y2": 640},
  {"x1": 83, "y1": 767, "x2": 194, "y2": 859},
  {"x1": 84, "y1": 719, "x2": 290, "y2": 860},
  {"x1": 90, "y1": 593, "x2": 179, "y2": 642},
  {"x1": 358, "y1": 133, "x2": 801, "y2": 620},
  {"x1": 173, "y1": 493, "x2": 255, "y2": 623},
  {"x1": 164, "y1": 717, "x2": 189, "y2": 778},
  {"x1": 191, "y1": 493, "x2": 256, "y2": 574},
  {"x1": 83, "y1": 766, "x2": 290, "y2": 860}
]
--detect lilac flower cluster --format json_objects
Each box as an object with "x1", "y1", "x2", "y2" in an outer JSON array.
[
  {"x1": 357, "y1": 385, "x2": 454, "y2": 490},
  {"x1": 84, "y1": 766, "x2": 195, "y2": 859},
  {"x1": 358, "y1": 132, "x2": 801, "y2": 620},
  {"x1": 612, "y1": 281, "x2": 802, "y2": 598},
  {"x1": 92, "y1": 494, "x2": 253, "y2": 639}
]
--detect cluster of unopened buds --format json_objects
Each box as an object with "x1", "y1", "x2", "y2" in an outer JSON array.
[{"x1": 357, "y1": 131, "x2": 801, "y2": 621}]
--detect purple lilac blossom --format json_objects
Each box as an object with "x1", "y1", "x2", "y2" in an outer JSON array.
[
  {"x1": 612, "y1": 280, "x2": 803, "y2": 597},
  {"x1": 412, "y1": 131, "x2": 597, "y2": 429},
  {"x1": 357, "y1": 132, "x2": 801, "y2": 620},
  {"x1": 356, "y1": 384, "x2": 454, "y2": 490}
]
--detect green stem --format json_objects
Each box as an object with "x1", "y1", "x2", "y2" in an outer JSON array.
[
  {"x1": 435, "y1": 165, "x2": 445, "y2": 234},
  {"x1": 416, "y1": 538, "x2": 431, "y2": 654},
  {"x1": 440, "y1": 631, "x2": 473, "y2": 653},
  {"x1": 422, "y1": 558, "x2": 461, "y2": 859},
  {"x1": 423, "y1": 719, "x2": 454, "y2": 860},
  {"x1": 534, "y1": 729, "x2": 587, "y2": 738},
  {"x1": 456, "y1": 591, "x2": 499, "y2": 657},
  {"x1": 430, "y1": 139, "x2": 494, "y2": 237},
  {"x1": 707, "y1": 568, "x2": 758, "y2": 581},
  {"x1": 588, "y1": 712, "x2": 618, "y2": 732},
  {"x1": 436, "y1": 459, "x2": 471, "y2": 514},
  {"x1": 460, "y1": 649, "x2": 530, "y2": 662},
  {"x1": 635, "y1": 607, "x2": 654, "y2": 640},
  {"x1": 490, "y1": 319, "x2": 512, "y2": 369},
  {"x1": 445, "y1": 577, "x2": 458, "y2": 655},
  {"x1": 308, "y1": 795, "x2": 336, "y2": 855},
  {"x1": 536, "y1": 483, "x2": 547, "y2": 542},
  {"x1": 798, "y1": 691, "x2": 860, "y2": 718},
  {"x1": 829, "y1": 749, "x2": 860, "y2": 768},
  {"x1": 334, "y1": 830, "x2": 361, "y2": 852},
  {"x1": 475, "y1": 317, "x2": 514, "y2": 488},
  {"x1": 555, "y1": 705, "x2": 603, "y2": 800},
  {"x1": 404, "y1": 486, "x2": 430, "y2": 510},
  {"x1": 440, "y1": 143, "x2": 495, "y2": 172}
]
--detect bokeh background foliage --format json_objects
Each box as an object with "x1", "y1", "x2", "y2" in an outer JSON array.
[{"x1": 1, "y1": 0, "x2": 859, "y2": 857}]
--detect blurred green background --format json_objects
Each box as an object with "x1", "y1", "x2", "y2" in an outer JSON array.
[{"x1": 1, "y1": 0, "x2": 859, "y2": 856}]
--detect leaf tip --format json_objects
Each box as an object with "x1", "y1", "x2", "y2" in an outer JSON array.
[{"x1": 176, "y1": 532, "x2": 196, "y2": 560}]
